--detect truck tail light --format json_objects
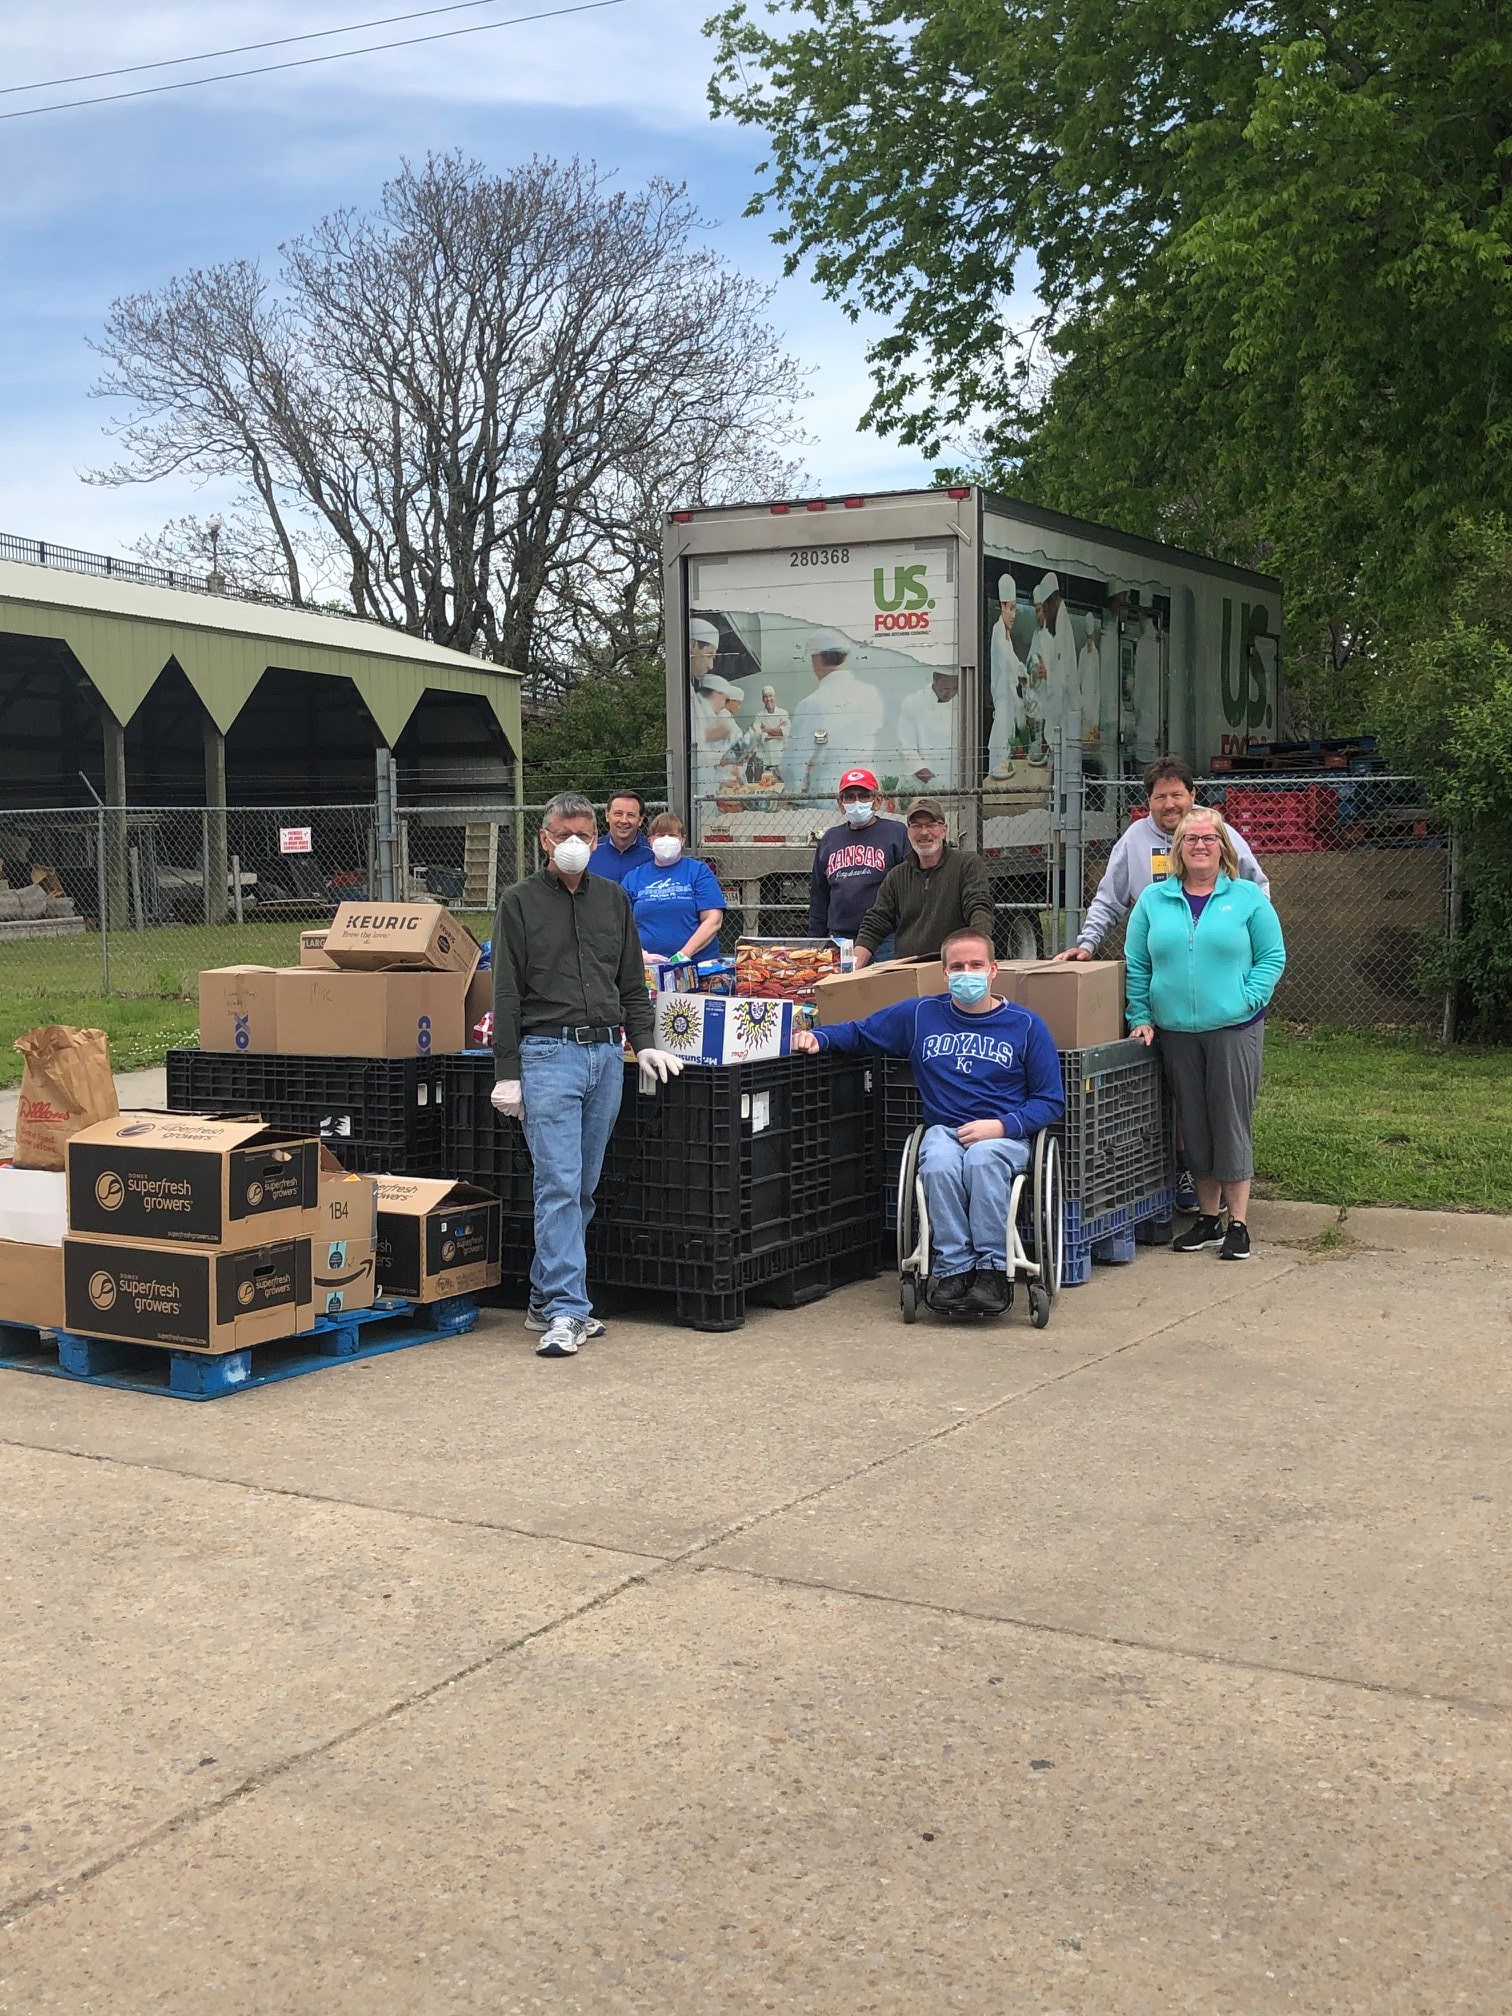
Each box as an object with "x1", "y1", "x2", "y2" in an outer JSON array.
[
  {"x1": 947, "y1": 486, "x2": 971, "y2": 499},
  {"x1": 842, "y1": 496, "x2": 865, "y2": 509},
  {"x1": 805, "y1": 500, "x2": 828, "y2": 512},
  {"x1": 769, "y1": 503, "x2": 791, "y2": 515},
  {"x1": 671, "y1": 510, "x2": 693, "y2": 522}
]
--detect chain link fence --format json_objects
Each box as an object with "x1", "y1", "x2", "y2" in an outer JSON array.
[
  {"x1": 1074, "y1": 774, "x2": 1452, "y2": 1030},
  {"x1": 0, "y1": 774, "x2": 1455, "y2": 1057}
]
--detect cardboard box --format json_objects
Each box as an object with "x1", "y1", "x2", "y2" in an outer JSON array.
[
  {"x1": 0, "y1": 1238, "x2": 65, "y2": 1328},
  {"x1": 198, "y1": 966, "x2": 281, "y2": 1053},
  {"x1": 314, "y1": 1152, "x2": 378, "y2": 1315},
  {"x1": 322, "y1": 902, "x2": 480, "y2": 974},
  {"x1": 299, "y1": 930, "x2": 336, "y2": 970},
  {"x1": 374, "y1": 1178, "x2": 502, "y2": 1302},
  {"x1": 653, "y1": 992, "x2": 793, "y2": 1064},
  {"x1": 62, "y1": 1235, "x2": 315, "y2": 1354},
  {"x1": 66, "y1": 1114, "x2": 321, "y2": 1249},
  {"x1": 813, "y1": 956, "x2": 947, "y2": 1026},
  {"x1": 275, "y1": 968, "x2": 471, "y2": 1058},
  {"x1": 0, "y1": 1165, "x2": 68, "y2": 1245},
  {"x1": 1004, "y1": 960, "x2": 1124, "y2": 1050}
]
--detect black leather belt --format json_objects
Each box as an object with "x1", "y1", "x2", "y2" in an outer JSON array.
[{"x1": 523, "y1": 1024, "x2": 621, "y2": 1045}]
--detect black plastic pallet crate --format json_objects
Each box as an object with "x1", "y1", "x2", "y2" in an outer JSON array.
[
  {"x1": 165, "y1": 1049, "x2": 447, "y2": 1176},
  {"x1": 443, "y1": 1050, "x2": 881, "y2": 1252}
]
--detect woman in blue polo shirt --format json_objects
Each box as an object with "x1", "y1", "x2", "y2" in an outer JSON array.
[{"x1": 623, "y1": 812, "x2": 726, "y2": 961}]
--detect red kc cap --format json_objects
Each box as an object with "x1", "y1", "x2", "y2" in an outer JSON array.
[{"x1": 837, "y1": 768, "x2": 879, "y2": 794}]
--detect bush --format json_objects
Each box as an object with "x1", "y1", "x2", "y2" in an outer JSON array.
[{"x1": 1378, "y1": 518, "x2": 1512, "y2": 1038}]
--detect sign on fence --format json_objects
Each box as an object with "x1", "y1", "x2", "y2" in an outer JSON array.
[{"x1": 279, "y1": 827, "x2": 313, "y2": 855}]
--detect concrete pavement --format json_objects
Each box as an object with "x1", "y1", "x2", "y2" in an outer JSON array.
[{"x1": 1, "y1": 1201, "x2": 1509, "y2": 2013}]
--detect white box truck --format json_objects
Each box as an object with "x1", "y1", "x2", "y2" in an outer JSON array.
[{"x1": 664, "y1": 485, "x2": 1281, "y2": 952}]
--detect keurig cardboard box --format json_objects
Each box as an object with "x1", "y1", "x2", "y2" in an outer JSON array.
[
  {"x1": 274, "y1": 968, "x2": 471, "y2": 1058},
  {"x1": 314, "y1": 1151, "x2": 378, "y2": 1315},
  {"x1": 198, "y1": 966, "x2": 281, "y2": 1053},
  {"x1": 321, "y1": 902, "x2": 481, "y2": 975},
  {"x1": 62, "y1": 1235, "x2": 315, "y2": 1353},
  {"x1": 374, "y1": 1177, "x2": 502, "y2": 1302},
  {"x1": 66, "y1": 1114, "x2": 321, "y2": 1249},
  {"x1": 1002, "y1": 961, "x2": 1124, "y2": 1050},
  {"x1": 299, "y1": 930, "x2": 336, "y2": 970},
  {"x1": 813, "y1": 956, "x2": 947, "y2": 1026}
]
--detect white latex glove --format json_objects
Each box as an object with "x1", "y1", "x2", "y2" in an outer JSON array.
[
  {"x1": 491, "y1": 1079, "x2": 524, "y2": 1118},
  {"x1": 636, "y1": 1048, "x2": 685, "y2": 1088}
]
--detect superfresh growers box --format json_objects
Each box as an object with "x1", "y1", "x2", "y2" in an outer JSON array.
[
  {"x1": 66, "y1": 1114, "x2": 321, "y2": 1250},
  {"x1": 61, "y1": 1234, "x2": 315, "y2": 1353},
  {"x1": 653, "y1": 993, "x2": 793, "y2": 1065}
]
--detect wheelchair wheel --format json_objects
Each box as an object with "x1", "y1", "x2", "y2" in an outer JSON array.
[
  {"x1": 1033, "y1": 1132, "x2": 1064, "y2": 1300},
  {"x1": 900, "y1": 1276, "x2": 918, "y2": 1324},
  {"x1": 1028, "y1": 1284, "x2": 1051, "y2": 1328},
  {"x1": 896, "y1": 1125, "x2": 925, "y2": 1278}
]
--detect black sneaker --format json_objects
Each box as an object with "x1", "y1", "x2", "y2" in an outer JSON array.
[
  {"x1": 1172, "y1": 1214, "x2": 1226, "y2": 1253},
  {"x1": 963, "y1": 1269, "x2": 1012, "y2": 1316},
  {"x1": 1173, "y1": 1167, "x2": 1200, "y2": 1213},
  {"x1": 1219, "y1": 1219, "x2": 1251, "y2": 1261},
  {"x1": 929, "y1": 1270, "x2": 975, "y2": 1312}
]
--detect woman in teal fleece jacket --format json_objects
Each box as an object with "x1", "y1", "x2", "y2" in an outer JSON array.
[{"x1": 1126, "y1": 806, "x2": 1286, "y2": 1261}]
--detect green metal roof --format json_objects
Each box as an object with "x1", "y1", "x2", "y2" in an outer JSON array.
[{"x1": 0, "y1": 557, "x2": 521, "y2": 752}]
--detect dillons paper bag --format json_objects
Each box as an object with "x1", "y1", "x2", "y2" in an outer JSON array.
[{"x1": 11, "y1": 1025, "x2": 120, "y2": 1171}]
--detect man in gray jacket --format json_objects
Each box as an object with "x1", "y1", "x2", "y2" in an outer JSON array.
[{"x1": 1058, "y1": 756, "x2": 1269, "y2": 960}]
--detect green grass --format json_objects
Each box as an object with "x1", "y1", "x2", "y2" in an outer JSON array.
[
  {"x1": 3, "y1": 930, "x2": 1508, "y2": 1211},
  {"x1": 0, "y1": 914, "x2": 496, "y2": 1088},
  {"x1": 1254, "y1": 1025, "x2": 1512, "y2": 1212}
]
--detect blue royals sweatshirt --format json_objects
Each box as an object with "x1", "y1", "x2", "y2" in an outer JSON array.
[{"x1": 814, "y1": 994, "x2": 1065, "y2": 1136}]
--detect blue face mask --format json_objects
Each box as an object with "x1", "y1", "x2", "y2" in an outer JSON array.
[{"x1": 947, "y1": 971, "x2": 991, "y2": 1007}]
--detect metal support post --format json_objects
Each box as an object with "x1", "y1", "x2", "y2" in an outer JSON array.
[
  {"x1": 201, "y1": 715, "x2": 229, "y2": 924},
  {"x1": 375, "y1": 746, "x2": 398, "y2": 901}
]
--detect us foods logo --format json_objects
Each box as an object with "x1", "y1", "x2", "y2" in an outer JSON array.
[{"x1": 873, "y1": 564, "x2": 935, "y2": 634}]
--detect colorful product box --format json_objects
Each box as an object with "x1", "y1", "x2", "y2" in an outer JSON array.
[{"x1": 652, "y1": 993, "x2": 793, "y2": 1065}]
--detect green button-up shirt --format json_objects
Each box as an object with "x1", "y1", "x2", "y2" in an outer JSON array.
[{"x1": 492, "y1": 866, "x2": 656, "y2": 1078}]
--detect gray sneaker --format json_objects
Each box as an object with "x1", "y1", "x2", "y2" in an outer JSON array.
[
  {"x1": 535, "y1": 1317, "x2": 584, "y2": 1358},
  {"x1": 526, "y1": 1303, "x2": 604, "y2": 1339}
]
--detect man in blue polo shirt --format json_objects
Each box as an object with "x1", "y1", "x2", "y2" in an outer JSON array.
[
  {"x1": 792, "y1": 928, "x2": 1063, "y2": 1317},
  {"x1": 588, "y1": 788, "x2": 655, "y2": 884}
]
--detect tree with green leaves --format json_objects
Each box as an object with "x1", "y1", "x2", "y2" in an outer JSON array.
[
  {"x1": 708, "y1": 2, "x2": 1512, "y2": 722},
  {"x1": 521, "y1": 658, "x2": 669, "y2": 807}
]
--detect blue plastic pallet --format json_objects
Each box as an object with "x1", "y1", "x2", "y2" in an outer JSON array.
[
  {"x1": 1060, "y1": 1189, "x2": 1175, "y2": 1287},
  {"x1": 0, "y1": 1295, "x2": 478, "y2": 1400}
]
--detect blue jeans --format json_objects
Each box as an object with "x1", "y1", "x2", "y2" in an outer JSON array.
[
  {"x1": 519, "y1": 1036, "x2": 624, "y2": 1321},
  {"x1": 918, "y1": 1124, "x2": 1031, "y2": 1277}
]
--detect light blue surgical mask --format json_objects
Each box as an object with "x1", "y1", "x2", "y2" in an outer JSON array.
[
  {"x1": 843, "y1": 799, "x2": 875, "y2": 826},
  {"x1": 947, "y1": 971, "x2": 991, "y2": 1007}
]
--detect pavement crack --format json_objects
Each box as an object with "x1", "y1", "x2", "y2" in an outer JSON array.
[
  {"x1": 697, "y1": 1560, "x2": 1512, "y2": 1722},
  {"x1": 0, "y1": 1563, "x2": 652, "y2": 1934}
]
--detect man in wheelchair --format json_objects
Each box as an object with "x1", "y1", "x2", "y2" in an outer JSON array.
[{"x1": 792, "y1": 929, "x2": 1064, "y2": 1316}]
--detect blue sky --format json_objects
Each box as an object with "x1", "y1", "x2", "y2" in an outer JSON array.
[{"x1": 0, "y1": 0, "x2": 952, "y2": 555}]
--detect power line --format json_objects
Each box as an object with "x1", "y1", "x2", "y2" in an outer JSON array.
[
  {"x1": 2, "y1": 0, "x2": 528, "y2": 97},
  {"x1": 0, "y1": 0, "x2": 625, "y2": 122}
]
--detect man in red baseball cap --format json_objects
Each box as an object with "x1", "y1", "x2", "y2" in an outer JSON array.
[{"x1": 808, "y1": 766, "x2": 911, "y2": 945}]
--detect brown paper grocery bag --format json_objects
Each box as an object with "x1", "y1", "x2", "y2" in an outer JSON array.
[{"x1": 11, "y1": 1025, "x2": 120, "y2": 1170}]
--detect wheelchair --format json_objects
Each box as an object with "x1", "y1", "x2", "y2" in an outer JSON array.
[{"x1": 896, "y1": 1125, "x2": 1064, "y2": 1328}]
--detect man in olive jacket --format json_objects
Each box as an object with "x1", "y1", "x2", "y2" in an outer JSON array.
[
  {"x1": 852, "y1": 798, "x2": 996, "y2": 967},
  {"x1": 492, "y1": 791, "x2": 684, "y2": 1358}
]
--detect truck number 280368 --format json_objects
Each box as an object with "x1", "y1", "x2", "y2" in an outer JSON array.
[{"x1": 789, "y1": 547, "x2": 851, "y2": 567}]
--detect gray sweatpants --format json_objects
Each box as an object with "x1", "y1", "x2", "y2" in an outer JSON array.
[{"x1": 1157, "y1": 1021, "x2": 1266, "y2": 1184}]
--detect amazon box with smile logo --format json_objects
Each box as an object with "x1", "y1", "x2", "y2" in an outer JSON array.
[
  {"x1": 65, "y1": 1113, "x2": 322, "y2": 1250},
  {"x1": 61, "y1": 1235, "x2": 315, "y2": 1353},
  {"x1": 374, "y1": 1176, "x2": 501, "y2": 1303},
  {"x1": 314, "y1": 1149, "x2": 378, "y2": 1315}
]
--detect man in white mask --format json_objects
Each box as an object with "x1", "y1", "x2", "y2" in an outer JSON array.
[{"x1": 491, "y1": 790, "x2": 685, "y2": 1359}]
